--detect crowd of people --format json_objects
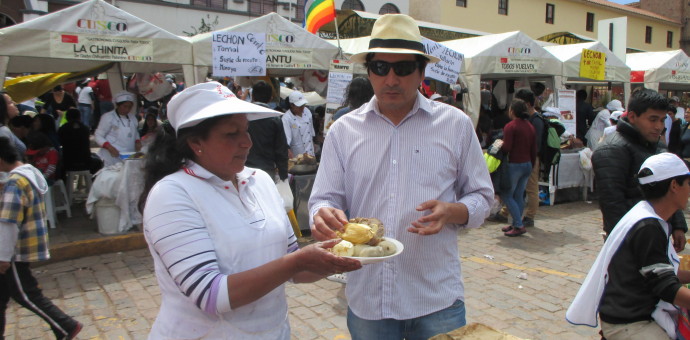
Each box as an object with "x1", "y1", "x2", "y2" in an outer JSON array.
[{"x1": 3, "y1": 12, "x2": 690, "y2": 340}]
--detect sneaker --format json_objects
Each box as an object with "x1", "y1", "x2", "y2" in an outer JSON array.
[
  {"x1": 504, "y1": 227, "x2": 526, "y2": 237},
  {"x1": 326, "y1": 273, "x2": 347, "y2": 284},
  {"x1": 66, "y1": 322, "x2": 82, "y2": 340},
  {"x1": 488, "y1": 213, "x2": 508, "y2": 223},
  {"x1": 522, "y1": 217, "x2": 535, "y2": 227},
  {"x1": 501, "y1": 225, "x2": 513, "y2": 232}
]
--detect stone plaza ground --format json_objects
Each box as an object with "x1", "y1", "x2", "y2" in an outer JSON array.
[{"x1": 5, "y1": 199, "x2": 688, "y2": 339}]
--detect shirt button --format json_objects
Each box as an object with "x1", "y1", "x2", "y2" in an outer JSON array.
[{"x1": 392, "y1": 160, "x2": 397, "y2": 165}]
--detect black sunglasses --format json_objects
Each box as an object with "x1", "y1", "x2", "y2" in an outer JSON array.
[{"x1": 367, "y1": 60, "x2": 421, "y2": 77}]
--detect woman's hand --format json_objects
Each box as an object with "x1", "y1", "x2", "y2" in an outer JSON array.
[
  {"x1": 106, "y1": 145, "x2": 120, "y2": 158},
  {"x1": 295, "y1": 239, "x2": 361, "y2": 276}
]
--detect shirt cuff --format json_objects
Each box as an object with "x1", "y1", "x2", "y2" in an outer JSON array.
[
  {"x1": 309, "y1": 202, "x2": 332, "y2": 227},
  {"x1": 458, "y1": 195, "x2": 491, "y2": 229},
  {"x1": 216, "y1": 275, "x2": 231, "y2": 313},
  {"x1": 102, "y1": 142, "x2": 111, "y2": 149}
]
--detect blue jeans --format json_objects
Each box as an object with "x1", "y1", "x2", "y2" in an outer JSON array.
[
  {"x1": 78, "y1": 104, "x2": 92, "y2": 129},
  {"x1": 500, "y1": 162, "x2": 532, "y2": 228},
  {"x1": 347, "y1": 299, "x2": 466, "y2": 340}
]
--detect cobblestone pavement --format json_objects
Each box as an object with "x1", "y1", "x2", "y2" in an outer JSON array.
[{"x1": 5, "y1": 201, "x2": 690, "y2": 340}]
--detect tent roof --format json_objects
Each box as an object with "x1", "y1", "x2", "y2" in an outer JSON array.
[
  {"x1": 441, "y1": 31, "x2": 562, "y2": 76},
  {"x1": 544, "y1": 41, "x2": 630, "y2": 82},
  {"x1": 625, "y1": 50, "x2": 689, "y2": 71},
  {"x1": 190, "y1": 12, "x2": 338, "y2": 74},
  {"x1": 0, "y1": 0, "x2": 192, "y2": 74}
]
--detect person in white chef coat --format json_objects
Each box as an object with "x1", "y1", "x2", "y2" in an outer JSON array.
[{"x1": 94, "y1": 91, "x2": 141, "y2": 166}]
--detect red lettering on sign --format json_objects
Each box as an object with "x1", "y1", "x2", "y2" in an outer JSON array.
[{"x1": 61, "y1": 35, "x2": 78, "y2": 43}]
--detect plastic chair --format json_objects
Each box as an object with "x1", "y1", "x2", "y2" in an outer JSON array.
[
  {"x1": 44, "y1": 179, "x2": 71, "y2": 229},
  {"x1": 65, "y1": 170, "x2": 93, "y2": 204}
]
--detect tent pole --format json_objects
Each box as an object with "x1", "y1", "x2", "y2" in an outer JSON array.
[{"x1": 333, "y1": 14, "x2": 344, "y2": 60}]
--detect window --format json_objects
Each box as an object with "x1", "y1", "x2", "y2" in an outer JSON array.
[
  {"x1": 249, "y1": 0, "x2": 276, "y2": 16},
  {"x1": 191, "y1": 0, "x2": 225, "y2": 9},
  {"x1": 456, "y1": 0, "x2": 467, "y2": 7},
  {"x1": 498, "y1": 0, "x2": 508, "y2": 15},
  {"x1": 667, "y1": 31, "x2": 674, "y2": 48},
  {"x1": 342, "y1": 0, "x2": 364, "y2": 10},
  {"x1": 294, "y1": 0, "x2": 305, "y2": 23},
  {"x1": 586, "y1": 12, "x2": 594, "y2": 32},
  {"x1": 545, "y1": 4, "x2": 554, "y2": 24},
  {"x1": 379, "y1": 3, "x2": 400, "y2": 14},
  {"x1": 645, "y1": 26, "x2": 652, "y2": 44}
]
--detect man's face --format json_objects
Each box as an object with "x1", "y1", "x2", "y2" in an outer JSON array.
[
  {"x1": 290, "y1": 103, "x2": 305, "y2": 116},
  {"x1": 627, "y1": 108, "x2": 666, "y2": 143},
  {"x1": 367, "y1": 53, "x2": 424, "y2": 116}
]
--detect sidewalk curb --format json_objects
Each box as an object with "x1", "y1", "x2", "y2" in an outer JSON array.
[{"x1": 37, "y1": 233, "x2": 147, "y2": 266}]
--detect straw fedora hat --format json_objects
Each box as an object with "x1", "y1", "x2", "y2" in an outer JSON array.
[{"x1": 349, "y1": 14, "x2": 440, "y2": 64}]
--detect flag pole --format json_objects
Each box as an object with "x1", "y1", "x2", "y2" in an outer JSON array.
[{"x1": 333, "y1": 9, "x2": 343, "y2": 60}]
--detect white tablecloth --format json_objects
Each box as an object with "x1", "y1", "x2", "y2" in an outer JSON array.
[
  {"x1": 86, "y1": 158, "x2": 145, "y2": 233},
  {"x1": 540, "y1": 150, "x2": 593, "y2": 205}
]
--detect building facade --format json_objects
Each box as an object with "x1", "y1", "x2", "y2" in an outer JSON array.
[{"x1": 410, "y1": 0, "x2": 680, "y2": 52}]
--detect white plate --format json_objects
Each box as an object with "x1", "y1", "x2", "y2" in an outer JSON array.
[{"x1": 344, "y1": 238, "x2": 404, "y2": 265}]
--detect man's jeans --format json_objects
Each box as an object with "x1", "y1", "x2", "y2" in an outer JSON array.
[
  {"x1": 78, "y1": 103, "x2": 92, "y2": 129},
  {"x1": 347, "y1": 299, "x2": 466, "y2": 340}
]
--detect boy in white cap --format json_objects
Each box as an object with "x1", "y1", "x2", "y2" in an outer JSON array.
[
  {"x1": 309, "y1": 13, "x2": 493, "y2": 339},
  {"x1": 94, "y1": 91, "x2": 141, "y2": 166},
  {"x1": 282, "y1": 90, "x2": 315, "y2": 158},
  {"x1": 567, "y1": 153, "x2": 690, "y2": 340}
]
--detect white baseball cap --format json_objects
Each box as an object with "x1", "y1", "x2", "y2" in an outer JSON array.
[
  {"x1": 114, "y1": 91, "x2": 135, "y2": 104},
  {"x1": 167, "y1": 81, "x2": 280, "y2": 132},
  {"x1": 610, "y1": 111, "x2": 624, "y2": 122},
  {"x1": 429, "y1": 93, "x2": 443, "y2": 101},
  {"x1": 543, "y1": 106, "x2": 561, "y2": 119},
  {"x1": 638, "y1": 152, "x2": 690, "y2": 185},
  {"x1": 288, "y1": 91, "x2": 308, "y2": 107},
  {"x1": 606, "y1": 99, "x2": 624, "y2": 112}
]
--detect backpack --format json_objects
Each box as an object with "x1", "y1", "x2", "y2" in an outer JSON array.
[{"x1": 530, "y1": 113, "x2": 564, "y2": 180}]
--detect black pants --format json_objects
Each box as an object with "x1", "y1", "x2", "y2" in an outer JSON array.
[{"x1": 0, "y1": 262, "x2": 78, "y2": 339}]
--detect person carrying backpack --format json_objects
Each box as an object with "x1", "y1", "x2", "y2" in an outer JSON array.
[
  {"x1": 488, "y1": 88, "x2": 544, "y2": 227},
  {"x1": 541, "y1": 107, "x2": 566, "y2": 181}
]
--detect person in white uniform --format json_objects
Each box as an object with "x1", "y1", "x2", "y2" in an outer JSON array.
[
  {"x1": 140, "y1": 82, "x2": 361, "y2": 339},
  {"x1": 94, "y1": 91, "x2": 141, "y2": 166},
  {"x1": 281, "y1": 91, "x2": 315, "y2": 158},
  {"x1": 567, "y1": 153, "x2": 690, "y2": 340}
]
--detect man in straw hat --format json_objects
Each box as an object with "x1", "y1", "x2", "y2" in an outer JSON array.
[
  {"x1": 309, "y1": 14, "x2": 493, "y2": 339},
  {"x1": 567, "y1": 153, "x2": 690, "y2": 340}
]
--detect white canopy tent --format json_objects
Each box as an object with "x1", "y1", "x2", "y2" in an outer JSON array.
[
  {"x1": 544, "y1": 41, "x2": 631, "y2": 106},
  {"x1": 190, "y1": 12, "x2": 340, "y2": 85},
  {"x1": 0, "y1": 0, "x2": 195, "y2": 94},
  {"x1": 626, "y1": 50, "x2": 690, "y2": 92},
  {"x1": 442, "y1": 31, "x2": 562, "y2": 125}
]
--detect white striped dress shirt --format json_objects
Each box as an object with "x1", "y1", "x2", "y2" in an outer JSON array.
[{"x1": 309, "y1": 92, "x2": 494, "y2": 320}]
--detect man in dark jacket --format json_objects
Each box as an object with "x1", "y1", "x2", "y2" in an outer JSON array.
[
  {"x1": 592, "y1": 88, "x2": 687, "y2": 251},
  {"x1": 246, "y1": 81, "x2": 289, "y2": 181},
  {"x1": 576, "y1": 89, "x2": 595, "y2": 144}
]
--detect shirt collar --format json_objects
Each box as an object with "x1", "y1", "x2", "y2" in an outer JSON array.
[{"x1": 183, "y1": 161, "x2": 257, "y2": 187}]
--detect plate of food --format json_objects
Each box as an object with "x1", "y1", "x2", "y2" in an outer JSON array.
[{"x1": 329, "y1": 217, "x2": 404, "y2": 265}]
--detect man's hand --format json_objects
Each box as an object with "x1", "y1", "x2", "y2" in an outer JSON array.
[
  {"x1": 135, "y1": 140, "x2": 142, "y2": 152},
  {"x1": 673, "y1": 229, "x2": 686, "y2": 253},
  {"x1": 106, "y1": 145, "x2": 120, "y2": 158},
  {"x1": 408, "y1": 200, "x2": 463, "y2": 236},
  {"x1": 311, "y1": 207, "x2": 348, "y2": 241},
  {"x1": 0, "y1": 261, "x2": 10, "y2": 274}
]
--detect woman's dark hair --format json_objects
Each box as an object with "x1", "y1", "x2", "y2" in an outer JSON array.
[
  {"x1": 252, "y1": 81, "x2": 273, "y2": 104},
  {"x1": 53, "y1": 85, "x2": 63, "y2": 92},
  {"x1": 510, "y1": 99, "x2": 529, "y2": 119},
  {"x1": 0, "y1": 92, "x2": 11, "y2": 125},
  {"x1": 65, "y1": 108, "x2": 81, "y2": 122},
  {"x1": 638, "y1": 168, "x2": 690, "y2": 200},
  {"x1": 140, "y1": 112, "x2": 159, "y2": 136},
  {"x1": 10, "y1": 115, "x2": 32, "y2": 129},
  {"x1": 138, "y1": 115, "x2": 226, "y2": 212},
  {"x1": 0, "y1": 137, "x2": 19, "y2": 164},
  {"x1": 33, "y1": 114, "x2": 58, "y2": 136},
  {"x1": 26, "y1": 131, "x2": 52, "y2": 150},
  {"x1": 342, "y1": 77, "x2": 374, "y2": 110}
]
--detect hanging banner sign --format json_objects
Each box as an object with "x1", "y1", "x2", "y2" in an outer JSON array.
[
  {"x1": 323, "y1": 60, "x2": 354, "y2": 135},
  {"x1": 558, "y1": 89, "x2": 577, "y2": 136},
  {"x1": 579, "y1": 48, "x2": 605, "y2": 80},
  {"x1": 494, "y1": 57, "x2": 539, "y2": 73},
  {"x1": 423, "y1": 38, "x2": 463, "y2": 84},
  {"x1": 670, "y1": 70, "x2": 690, "y2": 83},
  {"x1": 266, "y1": 48, "x2": 315, "y2": 69},
  {"x1": 51, "y1": 32, "x2": 153, "y2": 61},
  {"x1": 211, "y1": 31, "x2": 266, "y2": 77}
]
